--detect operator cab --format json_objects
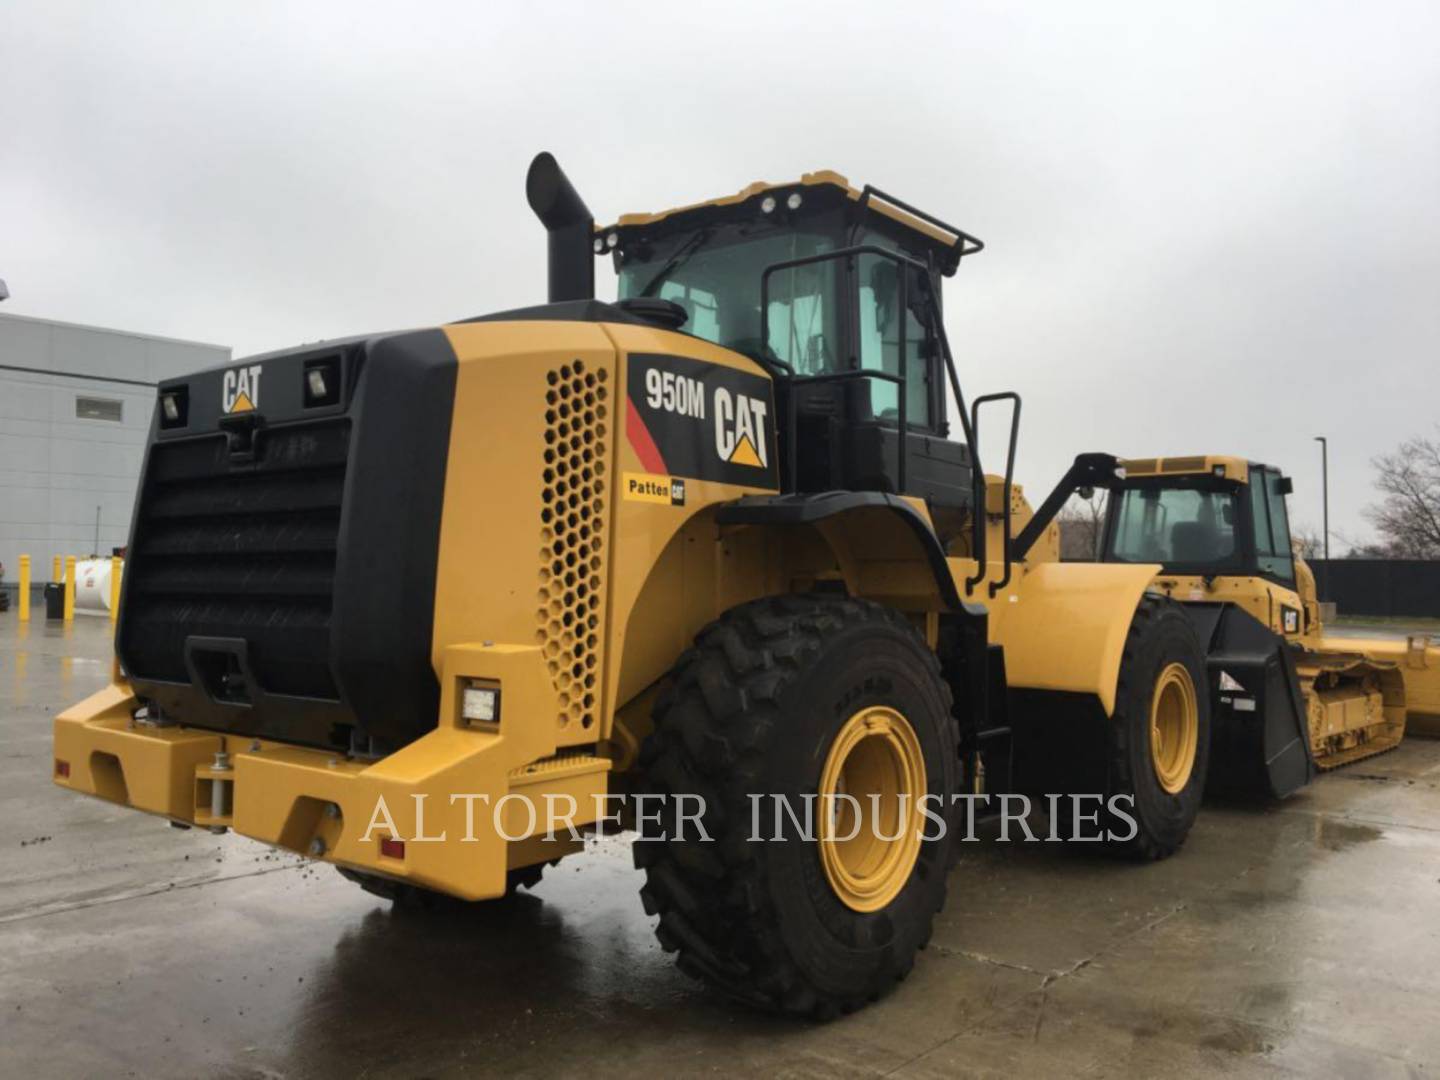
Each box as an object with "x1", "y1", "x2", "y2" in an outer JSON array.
[
  {"x1": 600, "y1": 172, "x2": 985, "y2": 524},
  {"x1": 1102, "y1": 457, "x2": 1297, "y2": 588}
]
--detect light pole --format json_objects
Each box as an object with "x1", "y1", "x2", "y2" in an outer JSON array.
[{"x1": 1313, "y1": 435, "x2": 1329, "y2": 601}]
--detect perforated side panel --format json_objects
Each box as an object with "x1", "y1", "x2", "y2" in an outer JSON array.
[{"x1": 536, "y1": 359, "x2": 610, "y2": 731}]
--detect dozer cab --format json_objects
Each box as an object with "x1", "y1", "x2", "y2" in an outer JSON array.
[
  {"x1": 1071, "y1": 454, "x2": 1440, "y2": 786},
  {"x1": 57, "y1": 154, "x2": 1274, "y2": 1016}
]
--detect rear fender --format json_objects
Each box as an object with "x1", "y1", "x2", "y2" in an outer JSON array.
[{"x1": 716, "y1": 491, "x2": 967, "y2": 612}]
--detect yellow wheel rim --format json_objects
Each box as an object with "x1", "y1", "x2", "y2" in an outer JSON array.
[
  {"x1": 818, "y1": 706, "x2": 927, "y2": 913},
  {"x1": 1150, "y1": 662, "x2": 1199, "y2": 794}
]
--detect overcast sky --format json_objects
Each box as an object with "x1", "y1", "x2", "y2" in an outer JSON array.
[{"x1": 4, "y1": 2, "x2": 1437, "y2": 544}]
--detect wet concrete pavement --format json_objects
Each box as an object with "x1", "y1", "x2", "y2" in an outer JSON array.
[{"x1": 4, "y1": 615, "x2": 1440, "y2": 1078}]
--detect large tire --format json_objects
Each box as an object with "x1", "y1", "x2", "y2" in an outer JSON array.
[
  {"x1": 1082, "y1": 595, "x2": 1211, "y2": 859},
  {"x1": 634, "y1": 594, "x2": 961, "y2": 1018}
]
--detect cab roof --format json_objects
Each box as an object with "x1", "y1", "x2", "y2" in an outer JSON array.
[
  {"x1": 599, "y1": 170, "x2": 983, "y2": 276},
  {"x1": 1120, "y1": 455, "x2": 1252, "y2": 484}
]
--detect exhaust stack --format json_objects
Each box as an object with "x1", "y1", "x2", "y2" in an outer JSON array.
[{"x1": 526, "y1": 152, "x2": 595, "y2": 304}]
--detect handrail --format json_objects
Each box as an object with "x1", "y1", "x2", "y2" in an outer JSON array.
[
  {"x1": 761, "y1": 244, "x2": 923, "y2": 494},
  {"x1": 756, "y1": 242, "x2": 1003, "y2": 563},
  {"x1": 965, "y1": 392, "x2": 1022, "y2": 598},
  {"x1": 919, "y1": 267, "x2": 986, "y2": 569},
  {"x1": 854, "y1": 185, "x2": 986, "y2": 268}
]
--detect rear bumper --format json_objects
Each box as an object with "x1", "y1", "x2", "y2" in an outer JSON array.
[{"x1": 52, "y1": 644, "x2": 609, "y2": 900}]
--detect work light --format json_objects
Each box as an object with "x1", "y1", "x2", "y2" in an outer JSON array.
[{"x1": 461, "y1": 683, "x2": 500, "y2": 724}]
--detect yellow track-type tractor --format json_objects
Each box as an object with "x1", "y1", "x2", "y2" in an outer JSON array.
[
  {"x1": 1077, "y1": 454, "x2": 1440, "y2": 780},
  {"x1": 53, "y1": 154, "x2": 1337, "y2": 1016}
]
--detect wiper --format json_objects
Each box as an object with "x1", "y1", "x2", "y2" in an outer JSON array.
[{"x1": 637, "y1": 228, "x2": 711, "y2": 298}]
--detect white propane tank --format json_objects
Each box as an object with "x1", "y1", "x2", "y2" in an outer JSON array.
[{"x1": 74, "y1": 557, "x2": 116, "y2": 617}]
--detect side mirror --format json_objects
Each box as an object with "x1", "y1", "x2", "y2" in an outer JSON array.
[{"x1": 1277, "y1": 476, "x2": 1294, "y2": 495}]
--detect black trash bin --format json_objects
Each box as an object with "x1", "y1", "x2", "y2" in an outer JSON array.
[{"x1": 44, "y1": 582, "x2": 64, "y2": 620}]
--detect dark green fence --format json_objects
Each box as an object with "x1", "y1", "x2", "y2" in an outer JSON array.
[{"x1": 1307, "y1": 559, "x2": 1440, "y2": 618}]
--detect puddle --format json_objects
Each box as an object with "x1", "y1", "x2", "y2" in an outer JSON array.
[{"x1": 1310, "y1": 818, "x2": 1383, "y2": 852}]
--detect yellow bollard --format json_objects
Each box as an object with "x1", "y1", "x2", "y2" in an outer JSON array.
[
  {"x1": 109, "y1": 556, "x2": 122, "y2": 622},
  {"x1": 52, "y1": 555, "x2": 62, "y2": 583},
  {"x1": 63, "y1": 556, "x2": 76, "y2": 621},
  {"x1": 18, "y1": 554, "x2": 31, "y2": 621}
]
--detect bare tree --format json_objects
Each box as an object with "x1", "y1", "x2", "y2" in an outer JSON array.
[
  {"x1": 1057, "y1": 489, "x2": 1108, "y2": 560},
  {"x1": 1291, "y1": 522, "x2": 1324, "y2": 560},
  {"x1": 1347, "y1": 542, "x2": 1396, "y2": 558},
  {"x1": 1365, "y1": 432, "x2": 1440, "y2": 558},
  {"x1": 1327, "y1": 528, "x2": 1398, "y2": 559}
]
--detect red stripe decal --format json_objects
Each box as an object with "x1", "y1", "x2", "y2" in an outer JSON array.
[{"x1": 626, "y1": 396, "x2": 668, "y2": 475}]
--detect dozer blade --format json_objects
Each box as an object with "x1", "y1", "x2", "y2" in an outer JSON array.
[{"x1": 1396, "y1": 634, "x2": 1440, "y2": 738}]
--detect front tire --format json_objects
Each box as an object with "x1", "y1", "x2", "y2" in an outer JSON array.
[
  {"x1": 634, "y1": 594, "x2": 960, "y2": 1018},
  {"x1": 1096, "y1": 595, "x2": 1211, "y2": 859}
]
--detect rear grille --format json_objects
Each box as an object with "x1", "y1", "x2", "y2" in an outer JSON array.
[
  {"x1": 536, "y1": 359, "x2": 610, "y2": 732},
  {"x1": 122, "y1": 420, "x2": 350, "y2": 699}
]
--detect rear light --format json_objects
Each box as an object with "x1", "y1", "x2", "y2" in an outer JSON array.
[
  {"x1": 55, "y1": 760, "x2": 71, "y2": 778},
  {"x1": 379, "y1": 836, "x2": 405, "y2": 860},
  {"x1": 306, "y1": 366, "x2": 328, "y2": 400},
  {"x1": 303, "y1": 358, "x2": 340, "y2": 407},
  {"x1": 158, "y1": 386, "x2": 188, "y2": 429}
]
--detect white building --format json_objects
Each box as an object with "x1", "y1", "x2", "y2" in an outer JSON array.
[{"x1": 0, "y1": 312, "x2": 230, "y2": 593}]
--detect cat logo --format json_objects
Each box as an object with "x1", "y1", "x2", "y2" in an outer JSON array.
[
  {"x1": 222, "y1": 365, "x2": 263, "y2": 414},
  {"x1": 625, "y1": 352, "x2": 777, "y2": 488},
  {"x1": 714, "y1": 387, "x2": 768, "y2": 469}
]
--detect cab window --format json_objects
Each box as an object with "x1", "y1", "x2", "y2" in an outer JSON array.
[
  {"x1": 1251, "y1": 468, "x2": 1295, "y2": 583},
  {"x1": 616, "y1": 219, "x2": 841, "y2": 371},
  {"x1": 766, "y1": 257, "x2": 841, "y2": 375},
  {"x1": 857, "y1": 253, "x2": 932, "y2": 429},
  {"x1": 655, "y1": 280, "x2": 720, "y2": 341},
  {"x1": 1108, "y1": 486, "x2": 1239, "y2": 566}
]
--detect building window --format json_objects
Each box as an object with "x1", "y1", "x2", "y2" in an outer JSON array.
[{"x1": 76, "y1": 396, "x2": 124, "y2": 422}]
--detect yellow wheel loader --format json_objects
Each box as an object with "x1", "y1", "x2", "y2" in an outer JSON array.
[
  {"x1": 57, "y1": 154, "x2": 1270, "y2": 1016},
  {"x1": 1074, "y1": 454, "x2": 1440, "y2": 783}
]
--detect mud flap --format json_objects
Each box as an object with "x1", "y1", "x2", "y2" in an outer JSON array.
[{"x1": 1182, "y1": 603, "x2": 1316, "y2": 799}]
